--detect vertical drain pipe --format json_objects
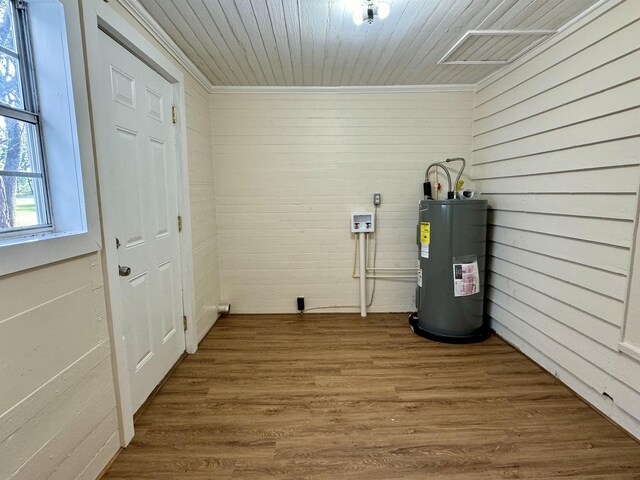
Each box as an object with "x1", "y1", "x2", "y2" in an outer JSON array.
[{"x1": 359, "y1": 232, "x2": 367, "y2": 317}]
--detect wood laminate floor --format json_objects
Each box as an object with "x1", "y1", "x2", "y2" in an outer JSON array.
[{"x1": 103, "y1": 314, "x2": 640, "y2": 479}]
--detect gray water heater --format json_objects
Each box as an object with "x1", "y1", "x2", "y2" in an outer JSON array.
[{"x1": 409, "y1": 198, "x2": 489, "y2": 343}]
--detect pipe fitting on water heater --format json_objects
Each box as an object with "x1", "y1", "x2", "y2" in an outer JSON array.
[{"x1": 423, "y1": 157, "x2": 471, "y2": 200}]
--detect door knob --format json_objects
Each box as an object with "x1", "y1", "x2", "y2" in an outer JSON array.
[{"x1": 119, "y1": 265, "x2": 131, "y2": 277}]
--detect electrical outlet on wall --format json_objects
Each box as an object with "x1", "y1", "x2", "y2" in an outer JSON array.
[
  {"x1": 373, "y1": 193, "x2": 382, "y2": 206},
  {"x1": 297, "y1": 297, "x2": 305, "y2": 311}
]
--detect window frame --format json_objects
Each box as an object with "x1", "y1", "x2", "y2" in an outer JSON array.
[
  {"x1": 0, "y1": 0, "x2": 101, "y2": 276},
  {"x1": 0, "y1": 0, "x2": 52, "y2": 236}
]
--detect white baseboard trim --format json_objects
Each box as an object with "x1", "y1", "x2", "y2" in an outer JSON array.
[
  {"x1": 79, "y1": 431, "x2": 120, "y2": 480},
  {"x1": 197, "y1": 312, "x2": 220, "y2": 345}
]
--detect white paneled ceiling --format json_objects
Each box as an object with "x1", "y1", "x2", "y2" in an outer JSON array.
[{"x1": 137, "y1": 0, "x2": 601, "y2": 86}]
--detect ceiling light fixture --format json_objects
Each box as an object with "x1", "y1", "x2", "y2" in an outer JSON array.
[{"x1": 351, "y1": 1, "x2": 390, "y2": 25}]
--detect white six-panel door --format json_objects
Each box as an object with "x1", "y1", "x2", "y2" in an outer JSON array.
[{"x1": 99, "y1": 31, "x2": 185, "y2": 412}]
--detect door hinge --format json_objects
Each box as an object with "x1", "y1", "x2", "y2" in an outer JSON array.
[
  {"x1": 171, "y1": 106, "x2": 177, "y2": 124},
  {"x1": 183, "y1": 315, "x2": 188, "y2": 331},
  {"x1": 178, "y1": 215, "x2": 183, "y2": 232}
]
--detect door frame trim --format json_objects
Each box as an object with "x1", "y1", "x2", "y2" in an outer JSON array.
[{"x1": 82, "y1": 0, "x2": 198, "y2": 446}]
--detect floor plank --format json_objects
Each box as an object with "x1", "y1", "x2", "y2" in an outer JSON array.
[{"x1": 103, "y1": 313, "x2": 640, "y2": 479}]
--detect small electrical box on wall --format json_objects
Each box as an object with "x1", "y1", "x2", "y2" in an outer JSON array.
[{"x1": 351, "y1": 212, "x2": 375, "y2": 233}]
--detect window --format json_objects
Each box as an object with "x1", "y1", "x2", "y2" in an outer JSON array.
[
  {"x1": 0, "y1": 0, "x2": 101, "y2": 276},
  {"x1": 0, "y1": 0, "x2": 49, "y2": 235}
]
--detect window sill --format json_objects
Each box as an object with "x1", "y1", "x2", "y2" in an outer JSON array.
[{"x1": 0, "y1": 230, "x2": 101, "y2": 277}]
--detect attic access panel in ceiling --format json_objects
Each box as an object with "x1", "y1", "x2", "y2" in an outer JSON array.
[{"x1": 439, "y1": 30, "x2": 556, "y2": 65}]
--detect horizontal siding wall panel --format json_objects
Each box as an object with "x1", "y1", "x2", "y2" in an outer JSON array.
[
  {"x1": 0, "y1": 254, "x2": 102, "y2": 320},
  {"x1": 0, "y1": 341, "x2": 111, "y2": 444},
  {"x1": 7, "y1": 382, "x2": 117, "y2": 480},
  {"x1": 477, "y1": 166, "x2": 640, "y2": 194},
  {"x1": 489, "y1": 257, "x2": 624, "y2": 327},
  {"x1": 473, "y1": 139, "x2": 640, "y2": 179},
  {"x1": 0, "y1": 254, "x2": 118, "y2": 479},
  {"x1": 489, "y1": 210, "x2": 634, "y2": 247},
  {"x1": 212, "y1": 100, "x2": 475, "y2": 111},
  {"x1": 213, "y1": 126, "x2": 472, "y2": 138},
  {"x1": 473, "y1": 0, "x2": 640, "y2": 440},
  {"x1": 49, "y1": 417, "x2": 118, "y2": 480},
  {"x1": 488, "y1": 273, "x2": 621, "y2": 349},
  {"x1": 212, "y1": 108, "x2": 473, "y2": 120},
  {"x1": 213, "y1": 144, "x2": 471, "y2": 156},
  {"x1": 214, "y1": 116, "x2": 471, "y2": 129},
  {"x1": 474, "y1": 49, "x2": 640, "y2": 136},
  {"x1": 211, "y1": 92, "x2": 475, "y2": 107},
  {"x1": 215, "y1": 194, "x2": 429, "y2": 207},
  {"x1": 213, "y1": 135, "x2": 472, "y2": 147},
  {"x1": 213, "y1": 91, "x2": 473, "y2": 313},
  {"x1": 184, "y1": 75, "x2": 221, "y2": 339},
  {"x1": 0, "y1": 286, "x2": 106, "y2": 412},
  {"x1": 474, "y1": 80, "x2": 640, "y2": 149},
  {"x1": 473, "y1": 109, "x2": 640, "y2": 163},
  {"x1": 480, "y1": 193, "x2": 637, "y2": 220},
  {"x1": 489, "y1": 243, "x2": 627, "y2": 301},
  {"x1": 1, "y1": 358, "x2": 115, "y2": 478},
  {"x1": 488, "y1": 226, "x2": 630, "y2": 274}
]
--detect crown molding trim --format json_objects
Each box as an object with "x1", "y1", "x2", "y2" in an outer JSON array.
[
  {"x1": 116, "y1": 0, "x2": 215, "y2": 93},
  {"x1": 210, "y1": 84, "x2": 477, "y2": 94}
]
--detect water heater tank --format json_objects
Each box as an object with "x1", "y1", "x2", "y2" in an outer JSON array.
[{"x1": 409, "y1": 198, "x2": 489, "y2": 343}]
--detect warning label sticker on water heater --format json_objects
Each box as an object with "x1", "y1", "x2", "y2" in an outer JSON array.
[
  {"x1": 420, "y1": 222, "x2": 430, "y2": 244},
  {"x1": 420, "y1": 222, "x2": 430, "y2": 258},
  {"x1": 453, "y1": 261, "x2": 480, "y2": 297}
]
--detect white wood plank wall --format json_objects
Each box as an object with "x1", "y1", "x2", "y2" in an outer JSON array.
[
  {"x1": 472, "y1": 0, "x2": 640, "y2": 439},
  {"x1": 211, "y1": 90, "x2": 474, "y2": 313},
  {"x1": 0, "y1": 254, "x2": 120, "y2": 480},
  {"x1": 184, "y1": 74, "x2": 221, "y2": 342}
]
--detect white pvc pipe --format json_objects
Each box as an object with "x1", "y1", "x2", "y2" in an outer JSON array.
[
  {"x1": 353, "y1": 273, "x2": 418, "y2": 278},
  {"x1": 354, "y1": 274, "x2": 417, "y2": 279},
  {"x1": 217, "y1": 304, "x2": 231, "y2": 314},
  {"x1": 359, "y1": 232, "x2": 367, "y2": 317},
  {"x1": 366, "y1": 267, "x2": 417, "y2": 271},
  {"x1": 366, "y1": 275, "x2": 416, "y2": 279}
]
